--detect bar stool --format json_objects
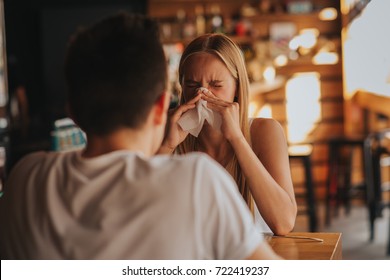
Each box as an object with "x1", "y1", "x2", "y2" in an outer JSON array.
[
  {"x1": 288, "y1": 144, "x2": 317, "y2": 232},
  {"x1": 325, "y1": 136, "x2": 366, "y2": 225},
  {"x1": 363, "y1": 129, "x2": 390, "y2": 255}
]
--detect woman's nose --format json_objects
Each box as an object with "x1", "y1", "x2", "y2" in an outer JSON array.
[{"x1": 197, "y1": 86, "x2": 208, "y2": 93}]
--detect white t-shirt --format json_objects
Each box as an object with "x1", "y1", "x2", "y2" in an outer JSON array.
[{"x1": 0, "y1": 150, "x2": 263, "y2": 259}]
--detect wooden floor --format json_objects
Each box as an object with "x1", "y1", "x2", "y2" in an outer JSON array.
[{"x1": 293, "y1": 202, "x2": 390, "y2": 260}]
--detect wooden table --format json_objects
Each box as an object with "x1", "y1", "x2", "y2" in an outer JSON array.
[{"x1": 267, "y1": 232, "x2": 342, "y2": 260}]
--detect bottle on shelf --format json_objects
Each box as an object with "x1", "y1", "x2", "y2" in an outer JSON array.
[
  {"x1": 176, "y1": 9, "x2": 186, "y2": 39},
  {"x1": 274, "y1": 0, "x2": 287, "y2": 13},
  {"x1": 183, "y1": 12, "x2": 196, "y2": 39},
  {"x1": 209, "y1": 4, "x2": 223, "y2": 33},
  {"x1": 195, "y1": 5, "x2": 206, "y2": 36},
  {"x1": 259, "y1": 0, "x2": 272, "y2": 14},
  {"x1": 286, "y1": 0, "x2": 313, "y2": 14}
]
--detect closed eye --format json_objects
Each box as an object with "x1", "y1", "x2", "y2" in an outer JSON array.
[
  {"x1": 184, "y1": 80, "x2": 200, "y2": 88},
  {"x1": 209, "y1": 81, "x2": 223, "y2": 88}
]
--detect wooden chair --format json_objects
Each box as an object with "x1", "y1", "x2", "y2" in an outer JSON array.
[
  {"x1": 363, "y1": 129, "x2": 390, "y2": 255},
  {"x1": 288, "y1": 144, "x2": 317, "y2": 232},
  {"x1": 325, "y1": 136, "x2": 366, "y2": 226}
]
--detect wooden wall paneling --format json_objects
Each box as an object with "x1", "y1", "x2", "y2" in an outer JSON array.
[
  {"x1": 354, "y1": 90, "x2": 390, "y2": 118},
  {"x1": 269, "y1": 103, "x2": 286, "y2": 122},
  {"x1": 307, "y1": 121, "x2": 344, "y2": 140},
  {"x1": 310, "y1": 142, "x2": 328, "y2": 163},
  {"x1": 264, "y1": 88, "x2": 285, "y2": 102},
  {"x1": 320, "y1": 79, "x2": 343, "y2": 99},
  {"x1": 277, "y1": 63, "x2": 342, "y2": 78},
  {"x1": 321, "y1": 100, "x2": 344, "y2": 120}
]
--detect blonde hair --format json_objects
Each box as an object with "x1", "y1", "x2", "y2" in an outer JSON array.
[{"x1": 177, "y1": 34, "x2": 253, "y2": 212}]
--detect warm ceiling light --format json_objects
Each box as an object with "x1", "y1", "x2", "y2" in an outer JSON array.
[
  {"x1": 300, "y1": 28, "x2": 320, "y2": 37},
  {"x1": 298, "y1": 32, "x2": 317, "y2": 49},
  {"x1": 312, "y1": 52, "x2": 339, "y2": 65},
  {"x1": 289, "y1": 36, "x2": 300, "y2": 51},
  {"x1": 248, "y1": 102, "x2": 258, "y2": 118},
  {"x1": 263, "y1": 66, "x2": 276, "y2": 82},
  {"x1": 319, "y1": 7, "x2": 338, "y2": 21},
  {"x1": 289, "y1": 29, "x2": 319, "y2": 51},
  {"x1": 257, "y1": 104, "x2": 272, "y2": 119},
  {"x1": 274, "y1": 55, "x2": 288, "y2": 67}
]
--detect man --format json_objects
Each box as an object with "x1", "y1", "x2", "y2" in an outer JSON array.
[{"x1": 0, "y1": 13, "x2": 280, "y2": 260}]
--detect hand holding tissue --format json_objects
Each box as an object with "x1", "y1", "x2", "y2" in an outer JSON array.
[{"x1": 177, "y1": 88, "x2": 222, "y2": 137}]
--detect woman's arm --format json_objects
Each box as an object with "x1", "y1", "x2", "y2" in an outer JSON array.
[{"x1": 230, "y1": 118, "x2": 297, "y2": 235}]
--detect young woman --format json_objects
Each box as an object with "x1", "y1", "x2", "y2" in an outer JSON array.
[{"x1": 159, "y1": 34, "x2": 297, "y2": 235}]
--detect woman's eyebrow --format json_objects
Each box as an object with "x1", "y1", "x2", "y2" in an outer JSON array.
[
  {"x1": 184, "y1": 79, "x2": 199, "y2": 83},
  {"x1": 209, "y1": 80, "x2": 223, "y2": 83}
]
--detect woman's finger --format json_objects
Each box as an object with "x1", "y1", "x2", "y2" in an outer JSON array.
[
  {"x1": 205, "y1": 101, "x2": 225, "y2": 113},
  {"x1": 201, "y1": 94, "x2": 229, "y2": 107},
  {"x1": 186, "y1": 93, "x2": 202, "y2": 105},
  {"x1": 172, "y1": 103, "x2": 195, "y2": 119},
  {"x1": 199, "y1": 88, "x2": 217, "y2": 98},
  {"x1": 201, "y1": 90, "x2": 232, "y2": 105},
  {"x1": 170, "y1": 96, "x2": 202, "y2": 123}
]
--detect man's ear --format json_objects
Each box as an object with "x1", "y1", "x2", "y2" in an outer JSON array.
[{"x1": 153, "y1": 91, "x2": 170, "y2": 125}]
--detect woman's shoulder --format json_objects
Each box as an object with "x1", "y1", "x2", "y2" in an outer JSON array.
[
  {"x1": 250, "y1": 117, "x2": 283, "y2": 135},
  {"x1": 250, "y1": 118, "x2": 287, "y2": 151}
]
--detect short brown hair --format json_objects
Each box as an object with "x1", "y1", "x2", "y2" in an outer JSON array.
[{"x1": 65, "y1": 13, "x2": 167, "y2": 135}]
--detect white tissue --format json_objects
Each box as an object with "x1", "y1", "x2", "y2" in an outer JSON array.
[{"x1": 177, "y1": 99, "x2": 222, "y2": 137}]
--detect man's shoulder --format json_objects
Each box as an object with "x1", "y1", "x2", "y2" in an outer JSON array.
[
  {"x1": 168, "y1": 152, "x2": 236, "y2": 188},
  {"x1": 153, "y1": 152, "x2": 232, "y2": 183},
  {"x1": 168, "y1": 152, "x2": 225, "y2": 172},
  {"x1": 12, "y1": 151, "x2": 48, "y2": 170},
  {"x1": 9, "y1": 150, "x2": 75, "y2": 177}
]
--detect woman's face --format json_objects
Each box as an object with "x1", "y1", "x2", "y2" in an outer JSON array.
[{"x1": 181, "y1": 52, "x2": 237, "y2": 102}]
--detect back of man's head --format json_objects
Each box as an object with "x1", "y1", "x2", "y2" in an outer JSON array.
[{"x1": 65, "y1": 13, "x2": 167, "y2": 136}]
